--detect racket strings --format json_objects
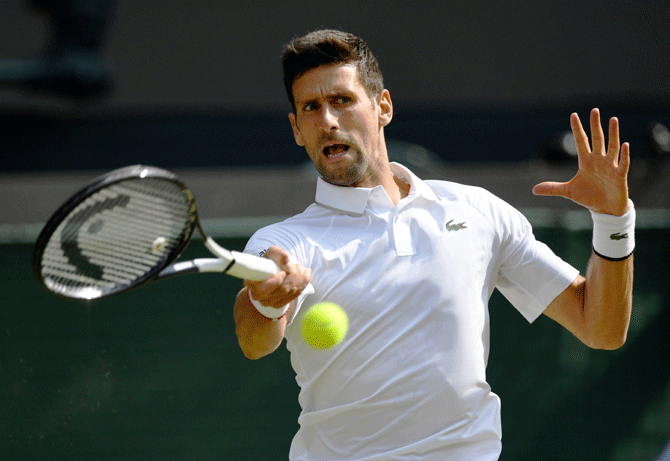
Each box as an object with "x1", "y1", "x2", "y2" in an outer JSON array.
[{"x1": 40, "y1": 178, "x2": 193, "y2": 298}]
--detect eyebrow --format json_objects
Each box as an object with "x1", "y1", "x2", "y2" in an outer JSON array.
[{"x1": 296, "y1": 90, "x2": 353, "y2": 107}]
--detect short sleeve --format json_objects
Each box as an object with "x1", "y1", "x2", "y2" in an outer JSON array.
[{"x1": 494, "y1": 204, "x2": 579, "y2": 323}]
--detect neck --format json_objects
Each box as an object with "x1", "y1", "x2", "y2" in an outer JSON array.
[
  {"x1": 387, "y1": 172, "x2": 410, "y2": 205},
  {"x1": 357, "y1": 160, "x2": 410, "y2": 207},
  {"x1": 362, "y1": 162, "x2": 408, "y2": 206},
  {"x1": 349, "y1": 138, "x2": 409, "y2": 205}
]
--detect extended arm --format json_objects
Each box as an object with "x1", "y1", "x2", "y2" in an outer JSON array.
[{"x1": 535, "y1": 109, "x2": 633, "y2": 349}]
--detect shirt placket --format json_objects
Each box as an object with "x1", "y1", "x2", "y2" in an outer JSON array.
[{"x1": 392, "y1": 206, "x2": 415, "y2": 257}]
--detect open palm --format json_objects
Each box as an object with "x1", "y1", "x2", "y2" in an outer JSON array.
[{"x1": 533, "y1": 108, "x2": 630, "y2": 216}]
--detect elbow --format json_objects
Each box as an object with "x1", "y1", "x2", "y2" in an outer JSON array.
[
  {"x1": 584, "y1": 330, "x2": 628, "y2": 351},
  {"x1": 579, "y1": 298, "x2": 632, "y2": 351},
  {"x1": 236, "y1": 333, "x2": 274, "y2": 360},
  {"x1": 589, "y1": 339, "x2": 625, "y2": 351},
  {"x1": 235, "y1": 326, "x2": 280, "y2": 360},
  {"x1": 241, "y1": 346, "x2": 268, "y2": 360},
  {"x1": 240, "y1": 341, "x2": 279, "y2": 360},
  {"x1": 237, "y1": 336, "x2": 257, "y2": 359},
  {"x1": 598, "y1": 335, "x2": 628, "y2": 351},
  {"x1": 233, "y1": 293, "x2": 281, "y2": 360}
]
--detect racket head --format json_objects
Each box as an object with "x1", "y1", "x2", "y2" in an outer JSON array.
[{"x1": 32, "y1": 165, "x2": 197, "y2": 300}]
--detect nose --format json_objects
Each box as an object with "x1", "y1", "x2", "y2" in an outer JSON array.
[{"x1": 319, "y1": 104, "x2": 339, "y2": 132}]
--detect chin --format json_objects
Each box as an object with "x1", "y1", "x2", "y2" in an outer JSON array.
[
  {"x1": 315, "y1": 152, "x2": 367, "y2": 186},
  {"x1": 319, "y1": 167, "x2": 361, "y2": 187}
]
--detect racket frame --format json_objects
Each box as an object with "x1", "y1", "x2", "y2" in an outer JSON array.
[{"x1": 32, "y1": 165, "x2": 199, "y2": 299}]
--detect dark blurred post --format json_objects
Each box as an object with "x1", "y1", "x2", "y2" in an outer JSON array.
[{"x1": 0, "y1": 0, "x2": 115, "y2": 100}]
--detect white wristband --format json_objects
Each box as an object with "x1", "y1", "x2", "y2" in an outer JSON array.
[
  {"x1": 248, "y1": 290, "x2": 288, "y2": 321},
  {"x1": 590, "y1": 200, "x2": 635, "y2": 261}
]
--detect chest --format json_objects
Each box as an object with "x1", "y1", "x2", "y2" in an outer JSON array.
[{"x1": 306, "y1": 202, "x2": 498, "y2": 311}]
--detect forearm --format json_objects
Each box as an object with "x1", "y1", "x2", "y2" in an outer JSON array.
[
  {"x1": 233, "y1": 287, "x2": 288, "y2": 360},
  {"x1": 543, "y1": 204, "x2": 635, "y2": 349},
  {"x1": 231, "y1": 246, "x2": 310, "y2": 359},
  {"x1": 579, "y1": 199, "x2": 635, "y2": 348},
  {"x1": 582, "y1": 252, "x2": 634, "y2": 349}
]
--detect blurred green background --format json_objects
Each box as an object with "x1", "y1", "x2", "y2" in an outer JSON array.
[{"x1": 1, "y1": 227, "x2": 669, "y2": 461}]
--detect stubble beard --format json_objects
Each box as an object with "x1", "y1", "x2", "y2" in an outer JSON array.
[{"x1": 316, "y1": 147, "x2": 368, "y2": 187}]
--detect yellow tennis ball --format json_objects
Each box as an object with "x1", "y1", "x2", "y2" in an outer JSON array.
[
  {"x1": 301, "y1": 302, "x2": 348, "y2": 349},
  {"x1": 151, "y1": 237, "x2": 167, "y2": 254}
]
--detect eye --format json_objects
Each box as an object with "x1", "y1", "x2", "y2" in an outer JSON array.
[
  {"x1": 334, "y1": 96, "x2": 351, "y2": 105},
  {"x1": 303, "y1": 102, "x2": 318, "y2": 112}
]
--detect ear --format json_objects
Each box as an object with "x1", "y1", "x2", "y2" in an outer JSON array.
[
  {"x1": 288, "y1": 113, "x2": 305, "y2": 146},
  {"x1": 378, "y1": 89, "x2": 393, "y2": 128}
]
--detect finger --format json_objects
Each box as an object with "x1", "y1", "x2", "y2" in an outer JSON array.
[
  {"x1": 619, "y1": 142, "x2": 631, "y2": 175},
  {"x1": 532, "y1": 181, "x2": 569, "y2": 197},
  {"x1": 281, "y1": 267, "x2": 310, "y2": 292},
  {"x1": 246, "y1": 281, "x2": 291, "y2": 309},
  {"x1": 244, "y1": 271, "x2": 288, "y2": 295},
  {"x1": 607, "y1": 117, "x2": 621, "y2": 164},
  {"x1": 272, "y1": 272, "x2": 310, "y2": 307},
  {"x1": 263, "y1": 245, "x2": 292, "y2": 270},
  {"x1": 589, "y1": 108, "x2": 606, "y2": 154},
  {"x1": 570, "y1": 112, "x2": 591, "y2": 154}
]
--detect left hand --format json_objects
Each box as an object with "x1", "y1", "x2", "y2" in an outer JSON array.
[{"x1": 533, "y1": 108, "x2": 631, "y2": 216}]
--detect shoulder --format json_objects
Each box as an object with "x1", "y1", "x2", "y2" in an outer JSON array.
[
  {"x1": 425, "y1": 179, "x2": 531, "y2": 235},
  {"x1": 426, "y1": 179, "x2": 521, "y2": 217},
  {"x1": 245, "y1": 203, "x2": 334, "y2": 255},
  {"x1": 425, "y1": 179, "x2": 495, "y2": 202},
  {"x1": 254, "y1": 203, "x2": 333, "y2": 236}
]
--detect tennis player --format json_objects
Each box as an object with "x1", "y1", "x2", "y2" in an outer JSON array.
[{"x1": 233, "y1": 29, "x2": 634, "y2": 461}]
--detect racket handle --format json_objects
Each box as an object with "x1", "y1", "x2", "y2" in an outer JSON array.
[
  {"x1": 204, "y1": 237, "x2": 280, "y2": 281},
  {"x1": 227, "y1": 251, "x2": 281, "y2": 281}
]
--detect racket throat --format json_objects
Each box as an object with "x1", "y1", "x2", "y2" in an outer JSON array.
[{"x1": 204, "y1": 237, "x2": 235, "y2": 270}]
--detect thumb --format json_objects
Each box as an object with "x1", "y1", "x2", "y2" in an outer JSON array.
[
  {"x1": 263, "y1": 245, "x2": 291, "y2": 268},
  {"x1": 532, "y1": 181, "x2": 568, "y2": 197}
]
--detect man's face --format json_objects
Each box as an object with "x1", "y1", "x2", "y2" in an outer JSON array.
[{"x1": 289, "y1": 64, "x2": 392, "y2": 187}]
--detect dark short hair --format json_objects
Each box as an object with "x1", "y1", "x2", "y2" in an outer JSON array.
[{"x1": 282, "y1": 29, "x2": 384, "y2": 112}]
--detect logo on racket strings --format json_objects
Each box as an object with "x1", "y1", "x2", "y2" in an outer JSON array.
[{"x1": 60, "y1": 194, "x2": 131, "y2": 280}]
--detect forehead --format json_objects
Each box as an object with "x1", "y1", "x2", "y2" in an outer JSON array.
[{"x1": 292, "y1": 64, "x2": 364, "y2": 102}]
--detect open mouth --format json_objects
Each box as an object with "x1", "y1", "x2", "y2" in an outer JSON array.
[{"x1": 323, "y1": 144, "x2": 350, "y2": 159}]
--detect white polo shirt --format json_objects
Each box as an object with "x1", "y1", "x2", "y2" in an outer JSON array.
[{"x1": 244, "y1": 163, "x2": 579, "y2": 461}]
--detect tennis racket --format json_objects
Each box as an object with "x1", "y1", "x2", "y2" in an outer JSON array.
[{"x1": 32, "y1": 165, "x2": 280, "y2": 300}]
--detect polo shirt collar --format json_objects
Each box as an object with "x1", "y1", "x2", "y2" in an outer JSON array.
[{"x1": 315, "y1": 163, "x2": 439, "y2": 216}]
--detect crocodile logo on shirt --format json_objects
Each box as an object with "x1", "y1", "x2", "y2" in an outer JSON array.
[
  {"x1": 610, "y1": 232, "x2": 628, "y2": 241},
  {"x1": 446, "y1": 219, "x2": 467, "y2": 232}
]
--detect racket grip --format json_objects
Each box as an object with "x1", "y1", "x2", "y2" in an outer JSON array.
[
  {"x1": 203, "y1": 237, "x2": 280, "y2": 281},
  {"x1": 227, "y1": 251, "x2": 281, "y2": 281}
]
